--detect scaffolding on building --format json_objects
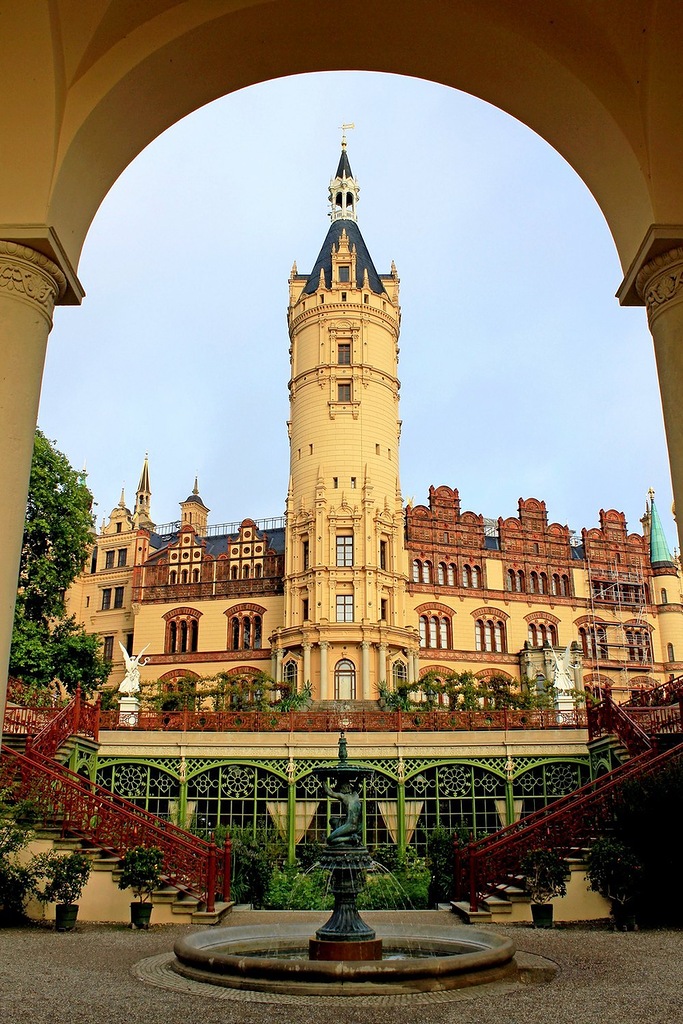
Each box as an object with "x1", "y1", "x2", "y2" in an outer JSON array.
[{"x1": 584, "y1": 555, "x2": 654, "y2": 700}]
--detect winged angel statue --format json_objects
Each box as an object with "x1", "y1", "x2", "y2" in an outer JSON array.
[{"x1": 117, "y1": 643, "x2": 150, "y2": 695}]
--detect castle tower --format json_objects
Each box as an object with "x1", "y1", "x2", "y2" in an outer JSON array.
[
  {"x1": 274, "y1": 139, "x2": 418, "y2": 701},
  {"x1": 180, "y1": 477, "x2": 209, "y2": 535},
  {"x1": 133, "y1": 453, "x2": 155, "y2": 530}
]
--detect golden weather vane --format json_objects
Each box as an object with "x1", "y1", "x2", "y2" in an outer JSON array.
[{"x1": 339, "y1": 122, "x2": 355, "y2": 147}]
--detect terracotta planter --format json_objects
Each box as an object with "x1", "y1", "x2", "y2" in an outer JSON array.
[
  {"x1": 130, "y1": 902, "x2": 153, "y2": 929},
  {"x1": 530, "y1": 903, "x2": 554, "y2": 929},
  {"x1": 55, "y1": 904, "x2": 79, "y2": 931}
]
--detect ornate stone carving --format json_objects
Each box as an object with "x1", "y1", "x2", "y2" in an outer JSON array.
[
  {"x1": 0, "y1": 241, "x2": 66, "y2": 322},
  {"x1": 636, "y1": 246, "x2": 683, "y2": 324}
]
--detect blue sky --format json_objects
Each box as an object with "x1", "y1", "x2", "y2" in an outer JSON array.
[{"x1": 39, "y1": 72, "x2": 675, "y2": 549}]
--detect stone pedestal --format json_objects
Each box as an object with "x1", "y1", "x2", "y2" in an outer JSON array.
[{"x1": 118, "y1": 694, "x2": 140, "y2": 727}]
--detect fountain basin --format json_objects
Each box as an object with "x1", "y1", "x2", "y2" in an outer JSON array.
[{"x1": 172, "y1": 921, "x2": 517, "y2": 996}]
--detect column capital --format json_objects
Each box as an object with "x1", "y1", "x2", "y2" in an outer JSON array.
[
  {"x1": 617, "y1": 225, "x2": 683, "y2": 309},
  {"x1": 635, "y1": 246, "x2": 683, "y2": 326},
  {"x1": 0, "y1": 241, "x2": 67, "y2": 325}
]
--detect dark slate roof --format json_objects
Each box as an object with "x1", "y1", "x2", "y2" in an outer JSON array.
[
  {"x1": 336, "y1": 148, "x2": 353, "y2": 179},
  {"x1": 302, "y1": 219, "x2": 387, "y2": 296}
]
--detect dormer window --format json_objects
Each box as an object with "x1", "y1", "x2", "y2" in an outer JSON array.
[{"x1": 338, "y1": 265, "x2": 350, "y2": 283}]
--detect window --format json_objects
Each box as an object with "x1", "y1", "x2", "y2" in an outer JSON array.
[
  {"x1": 333, "y1": 477, "x2": 338, "y2": 489},
  {"x1": 115, "y1": 522, "x2": 122, "y2": 533},
  {"x1": 101, "y1": 588, "x2": 112, "y2": 610},
  {"x1": 662, "y1": 588, "x2": 668, "y2": 604},
  {"x1": 393, "y1": 661, "x2": 407, "y2": 686},
  {"x1": 380, "y1": 540, "x2": 387, "y2": 570},
  {"x1": 103, "y1": 635, "x2": 114, "y2": 661},
  {"x1": 283, "y1": 660, "x2": 298, "y2": 691},
  {"x1": 475, "y1": 618, "x2": 506, "y2": 653},
  {"x1": 437, "y1": 563, "x2": 445, "y2": 585},
  {"x1": 668, "y1": 643, "x2": 675, "y2": 662},
  {"x1": 302, "y1": 539, "x2": 309, "y2": 570},
  {"x1": 421, "y1": 560, "x2": 432, "y2": 584},
  {"x1": 412, "y1": 559, "x2": 421, "y2": 583},
  {"x1": 334, "y1": 659, "x2": 356, "y2": 699},
  {"x1": 114, "y1": 586, "x2": 124, "y2": 609},
  {"x1": 105, "y1": 550, "x2": 115, "y2": 569},
  {"x1": 302, "y1": 598, "x2": 309, "y2": 621},
  {"x1": 125, "y1": 633, "x2": 134, "y2": 656},
  {"x1": 337, "y1": 382, "x2": 351, "y2": 402},
  {"x1": 169, "y1": 570, "x2": 177, "y2": 585},
  {"x1": 336, "y1": 534, "x2": 353, "y2": 566},
  {"x1": 350, "y1": 476, "x2": 356, "y2": 488},
  {"x1": 463, "y1": 564, "x2": 480, "y2": 588},
  {"x1": 447, "y1": 563, "x2": 456, "y2": 586},
  {"x1": 380, "y1": 598, "x2": 388, "y2": 620},
  {"x1": 117, "y1": 548, "x2": 127, "y2": 567},
  {"x1": 419, "y1": 613, "x2": 451, "y2": 649},
  {"x1": 90, "y1": 548, "x2": 98, "y2": 574},
  {"x1": 192, "y1": 568, "x2": 200, "y2": 583},
  {"x1": 338, "y1": 265, "x2": 350, "y2": 282},
  {"x1": 338, "y1": 343, "x2": 351, "y2": 364},
  {"x1": 336, "y1": 594, "x2": 354, "y2": 622}
]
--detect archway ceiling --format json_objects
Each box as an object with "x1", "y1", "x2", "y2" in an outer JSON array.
[{"x1": 2, "y1": 1, "x2": 683, "y2": 292}]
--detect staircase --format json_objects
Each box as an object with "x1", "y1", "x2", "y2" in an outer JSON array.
[
  {"x1": 454, "y1": 680, "x2": 683, "y2": 919},
  {"x1": 1, "y1": 688, "x2": 232, "y2": 918}
]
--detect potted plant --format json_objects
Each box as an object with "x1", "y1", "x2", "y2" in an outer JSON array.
[
  {"x1": 36, "y1": 850, "x2": 92, "y2": 931},
  {"x1": 117, "y1": 845, "x2": 165, "y2": 928},
  {"x1": 520, "y1": 847, "x2": 568, "y2": 928},
  {"x1": 585, "y1": 837, "x2": 642, "y2": 931}
]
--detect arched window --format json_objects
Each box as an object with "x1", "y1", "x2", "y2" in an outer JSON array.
[
  {"x1": 515, "y1": 570, "x2": 524, "y2": 592},
  {"x1": 506, "y1": 569, "x2": 514, "y2": 592},
  {"x1": 231, "y1": 616, "x2": 240, "y2": 650},
  {"x1": 242, "y1": 565, "x2": 250, "y2": 579},
  {"x1": 439, "y1": 617, "x2": 449, "y2": 648},
  {"x1": 551, "y1": 574, "x2": 560, "y2": 596},
  {"x1": 412, "y1": 560, "x2": 421, "y2": 583},
  {"x1": 668, "y1": 642, "x2": 675, "y2": 662},
  {"x1": 476, "y1": 618, "x2": 506, "y2": 653},
  {"x1": 528, "y1": 624, "x2": 537, "y2": 646},
  {"x1": 462, "y1": 565, "x2": 471, "y2": 588},
  {"x1": 254, "y1": 615, "x2": 262, "y2": 649},
  {"x1": 334, "y1": 659, "x2": 356, "y2": 700},
  {"x1": 230, "y1": 565, "x2": 238, "y2": 580},
  {"x1": 661, "y1": 588, "x2": 668, "y2": 604},
  {"x1": 192, "y1": 568, "x2": 200, "y2": 583},
  {"x1": 179, "y1": 619, "x2": 188, "y2": 652},
  {"x1": 168, "y1": 620, "x2": 177, "y2": 652},
  {"x1": 243, "y1": 617, "x2": 251, "y2": 649},
  {"x1": 419, "y1": 615, "x2": 427, "y2": 647},
  {"x1": 429, "y1": 616, "x2": 438, "y2": 647},
  {"x1": 560, "y1": 574, "x2": 569, "y2": 596},
  {"x1": 437, "y1": 563, "x2": 445, "y2": 585},
  {"x1": 163, "y1": 611, "x2": 202, "y2": 655},
  {"x1": 283, "y1": 660, "x2": 298, "y2": 691},
  {"x1": 548, "y1": 624, "x2": 557, "y2": 645},
  {"x1": 393, "y1": 660, "x2": 408, "y2": 686},
  {"x1": 530, "y1": 572, "x2": 538, "y2": 594},
  {"x1": 447, "y1": 563, "x2": 456, "y2": 586},
  {"x1": 539, "y1": 573, "x2": 547, "y2": 594},
  {"x1": 255, "y1": 564, "x2": 262, "y2": 578},
  {"x1": 169, "y1": 570, "x2": 177, "y2": 585},
  {"x1": 471, "y1": 565, "x2": 480, "y2": 587},
  {"x1": 422, "y1": 560, "x2": 432, "y2": 584},
  {"x1": 190, "y1": 619, "x2": 198, "y2": 652},
  {"x1": 181, "y1": 568, "x2": 188, "y2": 584}
]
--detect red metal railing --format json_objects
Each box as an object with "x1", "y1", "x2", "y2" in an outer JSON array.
[
  {"x1": 0, "y1": 743, "x2": 230, "y2": 911},
  {"x1": 2, "y1": 705, "x2": 60, "y2": 739},
  {"x1": 27, "y1": 686, "x2": 100, "y2": 758},
  {"x1": 99, "y1": 706, "x2": 588, "y2": 733},
  {"x1": 455, "y1": 743, "x2": 683, "y2": 911},
  {"x1": 587, "y1": 697, "x2": 653, "y2": 755}
]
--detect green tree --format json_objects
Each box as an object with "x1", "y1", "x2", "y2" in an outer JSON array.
[{"x1": 9, "y1": 430, "x2": 110, "y2": 694}]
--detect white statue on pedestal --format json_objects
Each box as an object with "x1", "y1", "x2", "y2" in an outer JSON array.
[
  {"x1": 551, "y1": 644, "x2": 577, "y2": 711},
  {"x1": 117, "y1": 643, "x2": 150, "y2": 696}
]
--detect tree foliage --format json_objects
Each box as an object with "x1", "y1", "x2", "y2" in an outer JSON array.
[{"x1": 9, "y1": 430, "x2": 110, "y2": 694}]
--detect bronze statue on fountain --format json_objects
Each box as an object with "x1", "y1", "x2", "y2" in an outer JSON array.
[{"x1": 309, "y1": 733, "x2": 383, "y2": 961}]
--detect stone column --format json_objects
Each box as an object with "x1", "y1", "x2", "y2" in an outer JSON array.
[
  {"x1": 275, "y1": 647, "x2": 283, "y2": 685},
  {"x1": 0, "y1": 242, "x2": 66, "y2": 720},
  {"x1": 361, "y1": 641, "x2": 370, "y2": 699},
  {"x1": 637, "y1": 248, "x2": 683, "y2": 554},
  {"x1": 378, "y1": 643, "x2": 387, "y2": 685},
  {"x1": 302, "y1": 641, "x2": 311, "y2": 687},
  {"x1": 319, "y1": 641, "x2": 329, "y2": 700}
]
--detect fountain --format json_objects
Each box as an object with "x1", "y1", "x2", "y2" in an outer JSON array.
[{"x1": 170, "y1": 735, "x2": 529, "y2": 997}]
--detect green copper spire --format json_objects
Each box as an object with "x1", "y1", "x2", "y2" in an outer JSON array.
[{"x1": 649, "y1": 489, "x2": 675, "y2": 567}]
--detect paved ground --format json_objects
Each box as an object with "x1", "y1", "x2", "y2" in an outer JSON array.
[{"x1": 1, "y1": 911, "x2": 682, "y2": 1024}]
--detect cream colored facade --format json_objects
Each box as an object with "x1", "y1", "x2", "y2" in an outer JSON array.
[
  {"x1": 65, "y1": 146, "x2": 683, "y2": 704},
  {"x1": 7, "y1": 6, "x2": 683, "y2": 720}
]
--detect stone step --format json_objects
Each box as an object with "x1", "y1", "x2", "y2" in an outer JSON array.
[{"x1": 449, "y1": 900, "x2": 492, "y2": 924}]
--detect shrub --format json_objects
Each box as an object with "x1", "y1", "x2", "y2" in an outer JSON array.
[
  {"x1": 0, "y1": 796, "x2": 41, "y2": 921},
  {"x1": 117, "y1": 846, "x2": 164, "y2": 903},
  {"x1": 36, "y1": 851, "x2": 92, "y2": 906},
  {"x1": 265, "y1": 867, "x2": 332, "y2": 910},
  {"x1": 520, "y1": 847, "x2": 567, "y2": 904},
  {"x1": 215, "y1": 824, "x2": 286, "y2": 907},
  {"x1": 586, "y1": 837, "x2": 642, "y2": 918}
]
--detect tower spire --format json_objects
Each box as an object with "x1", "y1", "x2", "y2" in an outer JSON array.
[
  {"x1": 649, "y1": 489, "x2": 675, "y2": 567},
  {"x1": 133, "y1": 452, "x2": 155, "y2": 531},
  {"x1": 329, "y1": 125, "x2": 359, "y2": 223}
]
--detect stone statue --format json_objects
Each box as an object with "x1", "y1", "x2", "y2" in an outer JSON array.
[
  {"x1": 324, "y1": 778, "x2": 363, "y2": 846},
  {"x1": 551, "y1": 644, "x2": 575, "y2": 694},
  {"x1": 117, "y1": 643, "x2": 150, "y2": 696}
]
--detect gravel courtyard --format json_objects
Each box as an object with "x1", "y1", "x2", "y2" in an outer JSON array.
[{"x1": 1, "y1": 912, "x2": 681, "y2": 1024}]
